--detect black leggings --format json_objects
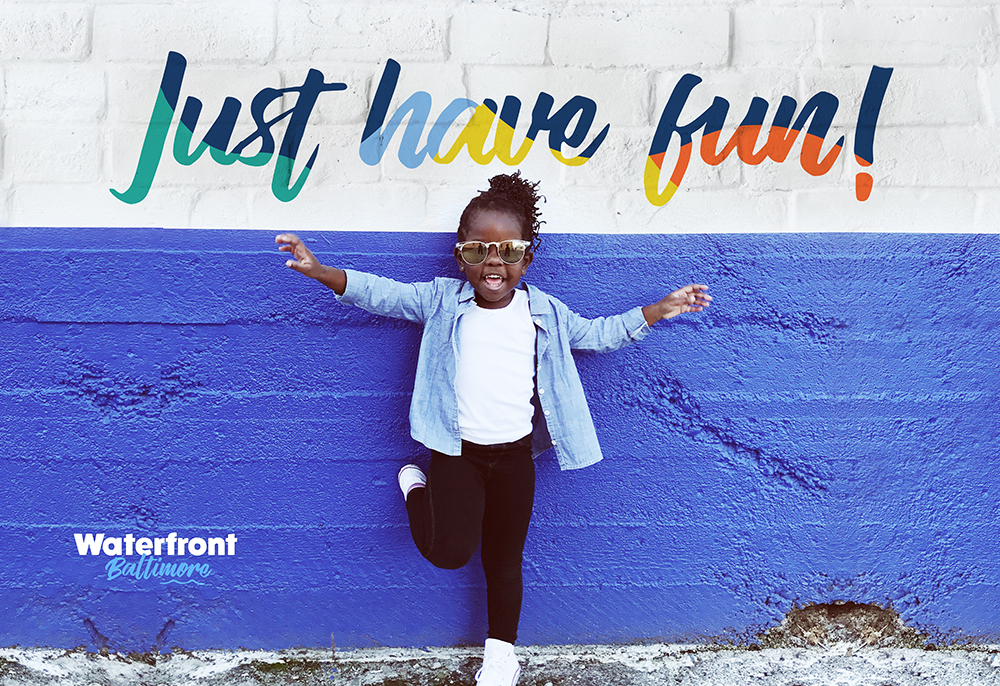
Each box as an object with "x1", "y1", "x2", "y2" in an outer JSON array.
[{"x1": 405, "y1": 435, "x2": 535, "y2": 644}]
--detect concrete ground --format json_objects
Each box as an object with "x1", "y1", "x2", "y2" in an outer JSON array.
[{"x1": 2, "y1": 643, "x2": 1000, "y2": 686}]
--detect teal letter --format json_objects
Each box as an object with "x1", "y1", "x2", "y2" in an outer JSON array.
[{"x1": 111, "y1": 51, "x2": 186, "y2": 204}]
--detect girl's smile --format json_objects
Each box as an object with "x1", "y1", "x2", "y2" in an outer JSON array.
[{"x1": 456, "y1": 210, "x2": 533, "y2": 309}]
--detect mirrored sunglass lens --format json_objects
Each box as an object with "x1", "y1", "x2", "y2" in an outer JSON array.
[
  {"x1": 498, "y1": 242, "x2": 525, "y2": 263},
  {"x1": 462, "y1": 243, "x2": 488, "y2": 264}
]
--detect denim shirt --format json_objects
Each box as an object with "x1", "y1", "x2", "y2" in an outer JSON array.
[{"x1": 336, "y1": 269, "x2": 651, "y2": 470}]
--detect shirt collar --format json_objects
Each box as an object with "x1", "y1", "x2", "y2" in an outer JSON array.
[
  {"x1": 458, "y1": 280, "x2": 477, "y2": 303},
  {"x1": 525, "y1": 283, "x2": 551, "y2": 318},
  {"x1": 458, "y1": 281, "x2": 545, "y2": 314}
]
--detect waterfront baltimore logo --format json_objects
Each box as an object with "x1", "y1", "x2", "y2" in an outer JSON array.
[{"x1": 74, "y1": 532, "x2": 237, "y2": 586}]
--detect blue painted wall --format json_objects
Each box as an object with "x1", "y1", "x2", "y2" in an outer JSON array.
[{"x1": 1, "y1": 228, "x2": 998, "y2": 652}]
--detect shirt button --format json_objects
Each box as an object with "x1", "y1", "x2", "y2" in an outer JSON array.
[
  {"x1": 551, "y1": 440, "x2": 558, "y2": 446},
  {"x1": 538, "y1": 388, "x2": 545, "y2": 395},
  {"x1": 544, "y1": 410, "x2": 550, "y2": 416},
  {"x1": 533, "y1": 318, "x2": 541, "y2": 325}
]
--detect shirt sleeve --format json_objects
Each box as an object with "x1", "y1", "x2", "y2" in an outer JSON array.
[
  {"x1": 335, "y1": 269, "x2": 441, "y2": 324},
  {"x1": 555, "y1": 297, "x2": 652, "y2": 352}
]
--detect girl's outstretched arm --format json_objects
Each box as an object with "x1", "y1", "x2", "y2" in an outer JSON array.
[
  {"x1": 642, "y1": 284, "x2": 712, "y2": 326},
  {"x1": 275, "y1": 233, "x2": 347, "y2": 295}
]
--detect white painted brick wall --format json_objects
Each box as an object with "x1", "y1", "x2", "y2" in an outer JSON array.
[
  {"x1": 93, "y1": 3, "x2": 275, "y2": 64},
  {"x1": 450, "y1": 5, "x2": 548, "y2": 65},
  {"x1": 822, "y1": 9, "x2": 997, "y2": 66},
  {"x1": 467, "y1": 66, "x2": 650, "y2": 126},
  {"x1": 733, "y1": 8, "x2": 819, "y2": 68},
  {"x1": 794, "y1": 188, "x2": 977, "y2": 231},
  {"x1": 975, "y1": 190, "x2": 1000, "y2": 229},
  {"x1": 801, "y1": 67, "x2": 981, "y2": 126},
  {"x1": 4, "y1": 64, "x2": 106, "y2": 122},
  {"x1": 0, "y1": 0, "x2": 998, "y2": 232},
  {"x1": 0, "y1": 5, "x2": 91, "y2": 61},
  {"x1": 6, "y1": 124, "x2": 103, "y2": 183},
  {"x1": 275, "y1": 3, "x2": 449, "y2": 63},
  {"x1": 549, "y1": 8, "x2": 730, "y2": 69},
  {"x1": 985, "y1": 65, "x2": 1000, "y2": 125}
]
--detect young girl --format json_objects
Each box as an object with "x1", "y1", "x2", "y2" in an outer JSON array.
[{"x1": 275, "y1": 172, "x2": 710, "y2": 686}]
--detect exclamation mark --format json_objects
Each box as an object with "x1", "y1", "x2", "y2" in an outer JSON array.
[{"x1": 854, "y1": 66, "x2": 893, "y2": 201}]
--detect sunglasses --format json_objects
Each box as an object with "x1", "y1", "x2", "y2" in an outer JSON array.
[{"x1": 455, "y1": 240, "x2": 531, "y2": 265}]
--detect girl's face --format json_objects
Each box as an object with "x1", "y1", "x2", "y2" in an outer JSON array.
[{"x1": 455, "y1": 210, "x2": 533, "y2": 309}]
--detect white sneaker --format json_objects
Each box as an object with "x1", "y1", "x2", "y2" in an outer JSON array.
[
  {"x1": 397, "y1": 464, "x2": 426, "y2": 499},
  {"x1": 475, "y1": 638, "x2": 520, "y2": 686}
]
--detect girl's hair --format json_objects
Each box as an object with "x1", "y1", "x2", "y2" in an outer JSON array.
[{"x1": 457, "y1": 171, "x2": 544, "y2": 250}]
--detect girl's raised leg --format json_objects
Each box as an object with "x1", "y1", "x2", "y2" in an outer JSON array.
[{"x1": 405, "y1": 452, "x2": 485, "y2": 570}]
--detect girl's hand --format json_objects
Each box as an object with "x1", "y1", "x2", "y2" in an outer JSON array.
[
  {"x1": 643, "y1": 284, "x2": 712, "y2": 326},
  {"x1": 275, "y1": 233, "x2": 347, "y2": 294},
  {"x1": 276, "y1": 233, "x2": 323, "y2": 278}
]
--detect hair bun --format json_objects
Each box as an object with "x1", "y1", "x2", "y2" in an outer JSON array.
[{"x1": 458, "y1": 171, "x2": 545, "y2": 249}]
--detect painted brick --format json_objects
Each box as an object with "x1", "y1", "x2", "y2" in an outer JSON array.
[
  {"x1": 380, "y1": 155, "x2": 562, "y2": 189},
  {"x1": 793, "y1": 188, "x2": 976, "y2": 231},
  {"x1": 986, "y1": 66, "x2": 1000, "y2": 126},
  {"x1": 610, "y1": 124, "x2": 744, "y2": 196},
  {"x1": 379, "y1": 154, "x2": 488, "y2": 187},
  {"x1": 190, "y1": 190, "x2": 251, "y2": 229},
  {"x1": 93, "y1": 3, "x2": 275, "y2": 64},
  {"x1": 0, "y1": 5, "x2": 90, "y2": 61},
  {"x1": 106, "y1": 66, "x2": 172, "y2": 125},
  {"x1": 733, "y1": 8, "x2": 818, "y2": 68},
  {"x1": 9, "y1": 184, "x2": 194, "y2": 227},
  {"x1": 468, "y1": 66, "x2": 650, "y2": 127},
  {"x1": 4, "y1": 124, "x2": 102, "y2": 183},
  {"x1": 612, "y1": 187, "x2": 790, "y2": 232},
  {"x1": 275, "y1": 3, "x2": 448, "y2": 63},
  {"x1": 107, "y1": 65, "x2": 289, "y2": 125},
  {"x1": 541, "y1": 184, "x2": 618, "y2": 233},
  {"x1": 287, "y1": 64, "x2": 373, "y2": 126},
  {"x1": 733, "y1": 0, "x2": 841, "y2": 5},
  {"x1": 250, "y1": 182, "x2": 428, "y2": 233},
  {"x1": 0, "y1": 176, "x2": 7, "y2": 224},
  {"x1": 822, "y1": 8, "x2": 996, "y2": 66},
  {"x1": 294, "y1": 124, "x2": 381, "y2": 188},
  {"x1": 566, "y1": 126, "x2": 651, "y2": 190},
  {"x1": 802, "y1": 66, "x2": 981, "y2": 127},
  {"x1": 974, "y1": 191, "x2": 1000, "y2": 232},
  {"x1": 877, "y1": 127, "x2": 1000, "y2": 188},
  {"x1": 742, "y1": 129, "x2": 850, "y2": 193},
  {"x1": 450, "y1": 4, "x2": 548, "y2": 65},
  {"x1": 549, "y1": 8, "x2": 730, "y2": 69},
  {"x1": 861, "y1": 0, "x2": 995, "y2": 5},
  {"x1": 419, "y1": 180, "x2": 494, "y2": 233},
  {"x1": 4, "y1": 64, "x2": 106, "y2": 122}
]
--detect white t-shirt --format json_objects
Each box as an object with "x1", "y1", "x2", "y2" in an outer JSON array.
[{"x1": 455, "y1": 289, "x2": 536, "y2": 445}]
